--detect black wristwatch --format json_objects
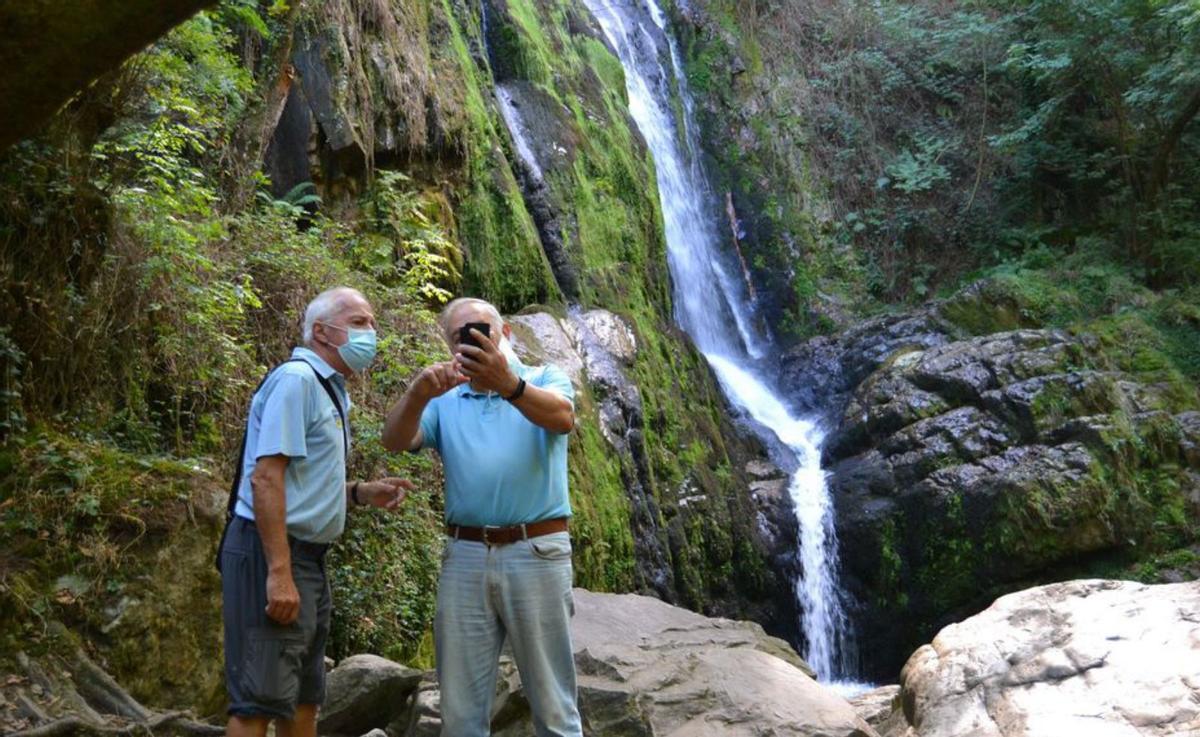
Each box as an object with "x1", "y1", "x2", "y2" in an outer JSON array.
[
  {"x1": 351, "y1": 480, "x2": 363, "y2": 505},
  {"x1": 506, "y1": 377, "x2": 527, "y2": 401}
]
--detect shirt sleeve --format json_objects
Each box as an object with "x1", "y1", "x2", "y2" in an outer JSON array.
[
  {"x1": 535, "y1": 365, "x2": 575, "y2": 406},
  {"x1": 253, "y1": 372, "x2": 311, "y2": 459},
  {"x1": 418, "y1": 399, "x2": 440, "y2": 452}
]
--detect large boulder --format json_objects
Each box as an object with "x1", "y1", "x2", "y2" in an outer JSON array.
[
  {"x1": 889, "y1": 579, "x2": 1200, "y2": 737},
  {"x1": 567, "y1": 587, "x2": 874, "y2": 736},
  {"x1": 318, "y1": 654, "x2": 423, "y2": 736},
  {"x1": 403, "y1": 588, "x2": 876, "y2": 737}
]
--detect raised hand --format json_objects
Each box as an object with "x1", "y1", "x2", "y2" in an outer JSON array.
[
  {"x1": 414, "y1": 360, "x2": 468, "y2": 400},
  {"x1": 455, "y1": 328, "x2": 519, "y2": 396}
]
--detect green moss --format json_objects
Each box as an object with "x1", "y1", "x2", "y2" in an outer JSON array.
[
  {"x1": 567, "y1": 399, "x2": 637, "y2": 591},
  {"x1": 0, "y1": 429, "x2": 225, "y2": 712},
  {"x1": 583, "y1": 38, "x2": 627, "y2": 95},
  {"x1": 437, "y1": 0, "x2": 559, "y2": 311},
  {"x1": 876, "y1": 518, "x2": 908, "y2": 609},
  {"x1": 1130, "y1": 547, "x2": 1200, "y2": 583},
  {"x1": 911, "y1": 493, "x2": 980, "y2": 615}
]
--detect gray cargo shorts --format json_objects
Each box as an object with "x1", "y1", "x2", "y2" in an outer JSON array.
[{"x1": 220, "y1": 516, "x2": 332, "y2": 719}]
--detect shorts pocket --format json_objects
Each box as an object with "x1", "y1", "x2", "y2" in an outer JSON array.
[
  {"x1": 529, "y1": 533, "x2": 572, "y2": 561},
  {"x1": 240, "y1": 628, "x2": 303, "y2": 714}
]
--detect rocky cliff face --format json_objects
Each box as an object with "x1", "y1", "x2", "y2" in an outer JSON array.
[{"x1": 780, "y1": 282, "x2": 1200, "y2": 680}]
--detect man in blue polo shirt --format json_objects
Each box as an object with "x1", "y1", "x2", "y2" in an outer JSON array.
[
  {"x1": 222, "y1": 286, "x2": 413, "y2": 737},
  {"x1": 382, "y1": 297, "x2": 581, "y2": 737}
]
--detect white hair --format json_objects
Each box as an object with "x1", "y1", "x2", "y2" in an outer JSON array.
[
  {"x1": 303, "y1": 287, "x2": 364, "y2": 343},
  {"x1": 437, "y1": 297, "x2": 503, "y2": 342}
]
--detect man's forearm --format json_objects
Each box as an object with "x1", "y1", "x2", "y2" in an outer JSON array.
[
  {"x1": 251, "y1": 474, "x2": 291, "y2": 574},
  {"x1": 382, "y1": 387, "x2": 430, "y2": 452},
  {"x1": 508, "y1": 381, "x2": 574, "y2": 434}
]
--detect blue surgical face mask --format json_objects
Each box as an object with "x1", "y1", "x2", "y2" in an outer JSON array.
[{"x1": 322, "y1": 323, "x2": 377, "y2": 373}]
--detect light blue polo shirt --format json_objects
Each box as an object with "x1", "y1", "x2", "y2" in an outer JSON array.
[
  {"x1": 418, "y1": 359, "x2": 574, "y2": 527},
  {"x1": 234, "y1": 347, "x2": 351, "y2": 543}
]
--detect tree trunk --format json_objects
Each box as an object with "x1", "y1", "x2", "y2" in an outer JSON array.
[{"x1": 1147, "y1": 85, "x2": 1200, "y2": 205}]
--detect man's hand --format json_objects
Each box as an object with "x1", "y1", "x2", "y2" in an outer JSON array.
[
  {"x1": 456, "y1": 329, "x2": 519, "y2": 395},
  {"x1": 382, "y1": 363, "x2": 463, "y2": 453},
  {"x1": 266, "y1": 569, "x2": 301, "y2": 625},
  {"x1": 413, "y1": 361, "x2": 468, "y2": 400},
  {"x1": 360, "y1": 477, "x2": 415, "y2": 510}
]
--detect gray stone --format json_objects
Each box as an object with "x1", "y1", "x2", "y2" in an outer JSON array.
[
  {"x1": 507, "y1": 312, "x2": 584, "y2": 389},
  {"x1": 849, "y1": 685, "x2": 902, "y2": 732},
  {"x1": 810, "y1": 300, "x2": 1200, "y2": 681},
  {"x1": 745, "y1": 459, "x2": 783, "y2": 479},
  {"x1": 579, "y1": 309, "x2": 637, "y2": 365},
  {"x1": 399, "y1": 683, "x2": 440, "y2": 737},
  {"x1": 319, "y1": 654, "x2": 423, "y2": 736},
  {"x1": 571, "y1": 590, "x2": 872, "y2": 736}
]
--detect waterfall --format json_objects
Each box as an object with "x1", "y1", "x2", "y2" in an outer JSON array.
[
  {"x1": 578, "y1": 0, "x2": 863, "y2": 687},
  {"x1": 495, "y1": 85, "x2": 544, "y2": 182}
]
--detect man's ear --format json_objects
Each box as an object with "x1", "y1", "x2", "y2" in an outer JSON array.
[
  {"x1": 502, "y1": 323, "x2": 512, "y2": 340},
  {"x1": 313, "y1": 321, "x2": 337, "y2": 348}
]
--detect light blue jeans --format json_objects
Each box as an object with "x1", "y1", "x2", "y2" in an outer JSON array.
[{"x1": 435, "y1": 531, "x2": 582, "y2": 737}]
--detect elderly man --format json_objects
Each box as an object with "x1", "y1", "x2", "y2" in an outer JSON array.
[
  {"x1": 382, "y1": 297, "x2": 581, "y2": 737},
  {"x1": 221, "y1": 286, "x2": 413, "y2": 737}
]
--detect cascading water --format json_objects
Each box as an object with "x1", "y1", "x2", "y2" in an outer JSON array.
[
  {"x1": 495, "y1": 86, "x2": 544, "y2": 182},
  {"x1": 578, "y1": 0, "x2": 865, "y2": 688}
]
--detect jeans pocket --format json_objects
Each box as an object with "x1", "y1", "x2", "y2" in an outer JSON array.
[{"x1": 529, "y1": 534, "x2": 572, "y2": 561}]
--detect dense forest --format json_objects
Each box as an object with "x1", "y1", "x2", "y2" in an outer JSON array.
[{"x1": 1, "y1": 0, "x2": 1198, "y2": 730}]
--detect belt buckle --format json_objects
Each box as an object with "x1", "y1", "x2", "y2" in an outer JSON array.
[{"x1": 482, "y1": 525, "x2": 501, "y2": 546}]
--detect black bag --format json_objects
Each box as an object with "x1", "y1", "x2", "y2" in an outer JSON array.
[{"x1": 215, "y1": 358, "x2": 348, "y2": 573}]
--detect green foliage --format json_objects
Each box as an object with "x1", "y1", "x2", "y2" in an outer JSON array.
[
  {"x1": 358, "y1": 171, "x2": 462, "y2": 305},
  {"x1": 883, "y1": 134, "x2": 951, "y2": 194},
  {"x1": 0, "y1": 330, "x2": 25, "y2": 440}
]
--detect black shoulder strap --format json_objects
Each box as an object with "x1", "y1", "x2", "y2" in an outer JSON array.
[
  {"x1": 295, "y1": 358, "x2": 349, "y2": 457},
  {"x1": 223, "y1": 358, "x2": 349, "y2": 522}
]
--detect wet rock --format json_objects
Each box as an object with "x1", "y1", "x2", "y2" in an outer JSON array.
[
  {"x1": 745, "y1": 459, "x2": 780, "y2": 479},
  {"x1": 894, "y1": 580, "x2": 1200, "y2": 737},
  {"x1": 745, "y1": 461, "x2": 796, "y2": 560}
]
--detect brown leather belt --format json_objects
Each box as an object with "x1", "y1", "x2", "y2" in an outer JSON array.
[{"x1": 447, "y1": 517, "x2": 569, "y2": 546}]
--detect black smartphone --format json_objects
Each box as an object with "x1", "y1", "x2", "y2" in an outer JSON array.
[{"x1": 457, "y1": 322, "x2": 491, "y2": 349}]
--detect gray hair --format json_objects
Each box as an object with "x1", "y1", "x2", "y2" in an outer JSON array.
[
  {"x1": 437, "y1": 297, "x2": 503, "y2": 341},
  {"x1": 303, "y1": 287, "x2": 365, "y2": 343}
]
